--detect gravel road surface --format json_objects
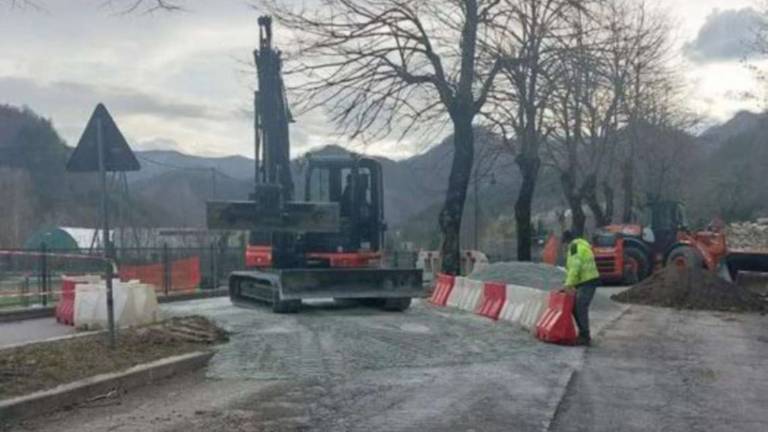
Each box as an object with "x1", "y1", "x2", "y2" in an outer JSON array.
[
  {"x1": 7, "y1": 298, "x2": 593, "y2": 432},
  {"x1": 7, "y1": 291, "x2": 766, "y2": 432},
  {"x1": 550, "y1": 306, "x2": 768, "y2": 432}
]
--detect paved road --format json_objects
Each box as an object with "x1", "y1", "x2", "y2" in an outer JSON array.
[
  {"x1": 7, "y1": 292, "x2": 767, "y2": 432},
  {"x1": 550, "y1": 306, "x2": 768, "y2": 432},
  {"x1": 0, "y1": 317, "x2": 74, "y2": 349},
  {"x1": 7, "y1": 296, "x2": 610, "y2": 432}
]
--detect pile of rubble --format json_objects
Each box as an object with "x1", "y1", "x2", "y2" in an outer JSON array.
[
  {"x1": 727, "y1": 218, "x2": 768, "y2": 251},
  {"x1": 612, "y1": 266, "x2": 765, "y2": 313}
]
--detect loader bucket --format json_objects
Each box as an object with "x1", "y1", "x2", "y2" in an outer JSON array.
[{"x1": 724, "y1": 252, "x2": 768, "y2": 296}]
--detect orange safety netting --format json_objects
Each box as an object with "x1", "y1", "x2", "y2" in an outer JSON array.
[{"x1": 119, "y1": 257, "x2": 201, "y2": 294}]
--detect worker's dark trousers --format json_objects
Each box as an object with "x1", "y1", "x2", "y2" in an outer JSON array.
[{"x1": 573, "y1": 279, "x2": 600, "y2": 340}]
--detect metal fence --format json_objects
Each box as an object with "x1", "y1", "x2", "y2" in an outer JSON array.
[
  {"x1": 0, "y1": 246, "x2": 416, "y2": 310},
  {"x1": 0, "y1": 244, "x2": 245, "y2": 310}
]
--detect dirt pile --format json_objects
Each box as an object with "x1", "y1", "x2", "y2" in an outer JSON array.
[
  {"x1": 469, "y1": 262, "x2": 565, "y2": 291},
  {"x1": 612, "y1": 266, "x2": 766, "y2": 312},
  {"x1": 727, "y1": 219, "x2": 768, "y2": 251},
  {"x1": 0, "y1": 316, "x2": 228, "y2": 399}
]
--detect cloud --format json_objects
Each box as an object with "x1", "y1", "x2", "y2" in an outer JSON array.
[
  {"x1": 684, "y1": 8, "x2": 766, "y2": 63},
  {"x1": 0, "y1": 77, "x2": 221, "y2": 122}
]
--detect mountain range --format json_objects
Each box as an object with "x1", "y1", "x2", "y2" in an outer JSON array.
[{"x1": 2, "y1": 103, "x2": 767, "y2": 250}]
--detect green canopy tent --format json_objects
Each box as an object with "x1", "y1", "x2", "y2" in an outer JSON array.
[{"x1": 23, "y1": 227, "x2": 80, "y2": 251}]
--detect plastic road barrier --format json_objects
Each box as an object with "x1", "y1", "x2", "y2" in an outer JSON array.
[
  {"x1": 56, "y1": 279, "x2": 76, "y2": 326},
  {"x1": 535, "y1": 290, "x2": 577, "y2": 345},
  {"x1": 430, "y1": 273, "x2": 455, "y2": 306},
  {"x1": 74, "y1": 280, "x2": 160, "y2": 330},
  {"x1": 56, "y1": 275, "x2": 101, "y2": 326},
  {"x1": 475, "y1": 282, "x2": 506, "y2": 320},
  {"x1": 541, "y1": 234, "x2": 560, "y2": 265},
  {"x1": 498, "y1": 285, "x2": 549, "y2": 331},
  {"x1": 445, "y1": 278, "x2": 483, "y2": 312}
]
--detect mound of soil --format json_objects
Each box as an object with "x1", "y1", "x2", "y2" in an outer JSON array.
[
  {"x1": 612, "y1": 266, "x2": 766, "y2": 313},
  {"x1": 0, "y1": 316, "x2": 228, "y2": 399}
]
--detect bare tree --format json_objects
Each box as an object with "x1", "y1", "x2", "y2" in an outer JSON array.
[
  {"x1": 632, "y1": 72, "x2": 699, "y2": 204},
  {"x1": 613, "y1": 1, "x2": 672, "y2": 222},
  {"x1": 107, "y1": 0, "x2": 186, "y2": 14},
  {"x1": 545, "y1": 0, "x2": 631, "y2": 235},
  {"x1": 483, "y1": 0, "x2": 586, "y2": 259},
  {"x1": 543, "y1": 0, "x2": 675, "y2": 235},
  {"x1": 260, "y1": 0, "x2": 505, "y2": 274}
]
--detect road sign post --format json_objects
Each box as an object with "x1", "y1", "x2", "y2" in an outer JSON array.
[
  {"x1": 96, "y1": 117, "x2": 117, "y2": 348},
  {"x1": 66, "y1": 103, "x2": 140, "y2": 349}
]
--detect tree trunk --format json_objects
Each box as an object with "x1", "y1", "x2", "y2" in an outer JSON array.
[
  {"x1": 515, "y1": 154, "x2": 540, "y2": 261},
  {"x1": 621, "y1": 158, "x2": 634, "y2": 223},
  {"x1": 584, "y1": 175, "x2": 609, "y2": 227},
  {"x1": 561, "y1": 172, "x2": 586, "y2": 237},
  {"x1": 571, "y1": 203, "x2": 586, "y2": 237},
  {"x1": 439, "y1": 119, "x2": 474, "y2": 275},
  {"x1": 602, "y1": 180, "x2": 614, "y2": 223}
]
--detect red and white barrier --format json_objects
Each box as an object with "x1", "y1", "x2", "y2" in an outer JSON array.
[
  {"x1": 498, "y1": 285, "x2": 549, "y2": 331},
  {"x1": 430, "y1": 273, "x2": 455, "y2": 306},
  {"x1": 429, "y1": 272, "x2": 553, "y2": 336},
  {"x1": 417, "y1": 250, "x2": 491, "y2": 283},
  {"x1": 535, "y1": 290, "x2": 577, "y2": 345},
  {"x1": 55, "y1": 279, "x2": 75, "y2": 325},
  {"x1": 56, "y1": 275, "x2": 101, "y2": 326},
  {"x1": 446, "y1": 277, "x2": 483, "y2": 312},
  {"x1": 475, "y1": 282, "x2": 506, "y2": 320}
]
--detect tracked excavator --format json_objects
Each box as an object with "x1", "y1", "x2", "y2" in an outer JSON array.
[{"x1": 206, "y1": 16, "x2": 423, "y2": 313}]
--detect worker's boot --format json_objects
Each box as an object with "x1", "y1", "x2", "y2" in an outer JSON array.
[{"x1": 575, "y1": 335, "x2": 591, "y2": 347}]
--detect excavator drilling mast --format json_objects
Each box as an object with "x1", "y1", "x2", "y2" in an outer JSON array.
[
  {"x1": 206, "y1": 16, "x2": 424, "y2": 313},
  {"x1": 254, "y1": 16, "x2": 293, "y2": 199}
]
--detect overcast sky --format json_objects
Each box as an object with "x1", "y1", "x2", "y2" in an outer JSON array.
[{"x1": 0, "y1": 0, "x2": 766, "y2": 159}]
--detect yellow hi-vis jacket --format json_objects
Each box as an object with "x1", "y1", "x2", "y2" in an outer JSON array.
[{"x1": 564, "y1": 238, "x2": 601, "y2": 287}]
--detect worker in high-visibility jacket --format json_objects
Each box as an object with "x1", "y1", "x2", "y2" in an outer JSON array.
[{"x1": 562, "y1": 230, "x2": 601, "y2": 346}]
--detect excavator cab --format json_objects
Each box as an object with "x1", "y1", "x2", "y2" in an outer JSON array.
[
  {"x1": 299, "y1": 156, "x2": 386, "y2": 268},
  {"x1": 303, "y1": 156, "x2": 384, "y2": 255}
]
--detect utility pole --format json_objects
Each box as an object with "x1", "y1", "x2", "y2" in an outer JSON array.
[{"x1": 473, "y1": 168, "x2": 479, "y2": 251}]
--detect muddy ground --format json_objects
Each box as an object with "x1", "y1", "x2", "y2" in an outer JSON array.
[
  {"x1": 612, "y1": 266, "x2": 766, "y2": 312},
  {"x1": 0, "y1": 316, "x2": 227, "y2": 399}
]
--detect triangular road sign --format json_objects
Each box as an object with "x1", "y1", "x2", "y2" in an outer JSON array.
[{"x1": 66, "y1": 103, "x2": 141, "y2": 172}]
